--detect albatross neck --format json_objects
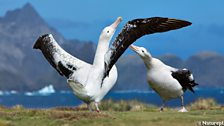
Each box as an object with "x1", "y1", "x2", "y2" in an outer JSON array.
[
  {"x1": 142, "y1": 56, "x2": 152, "y2": 69},
  {"x1": 93, "y1": 39, "x2": 110, "y2": 67}
]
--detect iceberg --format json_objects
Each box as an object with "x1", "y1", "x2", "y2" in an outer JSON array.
[
  {"x1": 38, "y1": 85, "x2": 55, "y2": 94},
  {"x1": 0, "y1": 91, "x2": 4, "y2": 95},
  {"x1": 0, "y1": 90, "x2": 18, "y2": 95},
  {"x1": 10, "y1": 90, "x2": 18, "y2": 94},
  {"x1": 25, "y1": 85, "x2": 55, "y2": 96}
]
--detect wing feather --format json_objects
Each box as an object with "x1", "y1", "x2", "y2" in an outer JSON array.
[
  {"x1": 33, "y1": 34, "x2": 90, "y2": 78},
  {"x1": 103, "y1": 17, "x2": 192, "y2": 79},
  {"x1": 171, "y1": 69, "x2": 198, "y2": 93}
]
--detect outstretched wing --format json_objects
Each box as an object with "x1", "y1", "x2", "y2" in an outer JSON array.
[
  {"x1": 33, "y1": 34, "x2": 90, "y2": 78},
  {"x1": 171, "y1": 69, "x2": 198, "y2": 93},
  {"x1": 103, "y1": 17, "x2": 192, "y2": 79}
]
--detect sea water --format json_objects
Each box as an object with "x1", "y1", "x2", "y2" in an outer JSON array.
[{"x1": 0, "y1": 88, "x2": 223, "y2": 108}]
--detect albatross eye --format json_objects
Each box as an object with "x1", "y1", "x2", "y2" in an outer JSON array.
[
  {"x1": 142, "y1": 50, "x2": 145, "y2": 53},
  {"x1": 107, "y1": 31, "x2": 109, "y2": 33}
]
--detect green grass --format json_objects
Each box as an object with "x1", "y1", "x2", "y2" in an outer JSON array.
[{"x1": 0, "y1": 98, "x2": 223, "y2": 126}]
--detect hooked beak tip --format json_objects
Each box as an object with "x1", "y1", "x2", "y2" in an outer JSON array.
[
  {"x1": 117, "y1": 16, "x2": 122, "y2": 22},
  {"x1": 129, "y1": 45, "x2": 138, "y2": 52},
  {"x1": 110, "y1": 16, "x2": 122, "y2": 29}
]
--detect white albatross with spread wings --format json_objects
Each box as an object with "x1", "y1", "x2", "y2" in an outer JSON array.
[
  {"x1": 129, "y1": 45, "x2": 198, "y2": 112},
  {"x1": 33, "y1": 16, "x2": 191, "y2": 112}
]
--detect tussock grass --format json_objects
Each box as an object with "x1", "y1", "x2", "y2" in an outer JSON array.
[
  {"x1": 76, "y1": 98, "x2": 223, "y2": 112},
  {"x1": 0, "y1": 98, "x2": 223, "y2": 126},
  {"x1": 188, "y1": 98, "x2": 221, "y2": 110}
]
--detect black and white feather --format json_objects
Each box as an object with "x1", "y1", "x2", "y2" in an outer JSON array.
[
  {"x1": 171, "y1": 68, "x2": 198, "y2": 93},
  {"x1": 104, "y1": 17, "x2": 192, "y2": 79},
  {"x1": 33, "y1": 34, "x2": 90, "y2": 78}
]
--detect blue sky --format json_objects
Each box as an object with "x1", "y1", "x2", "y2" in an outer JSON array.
[{"x1": 0, "y1": 0, "x2": 224, "y2": 58}]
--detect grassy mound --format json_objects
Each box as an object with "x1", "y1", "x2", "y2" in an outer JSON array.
[{"x1": 187, "y1": 98, "x2": 222, "y2": 110}]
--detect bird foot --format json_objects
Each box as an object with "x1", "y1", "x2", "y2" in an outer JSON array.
[
  {"x1": 160, "y1": 108, "x2": 164, "y2": 112},
  {"x1": 178, "y1": 107, "x2": 188, "y2": 112},
  {"x1": 96, "y1": 109, "x2": 101, "y2": 113}
]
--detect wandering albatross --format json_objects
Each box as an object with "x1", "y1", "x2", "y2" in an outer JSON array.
[
  {"x1": 129, "y1": 45, "x2": 198, "y2": 112},
  {"x1": 33, "y1": 17, "x2": 191, "y2": 112}
]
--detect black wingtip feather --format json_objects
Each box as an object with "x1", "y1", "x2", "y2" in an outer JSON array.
[
  {"x1": 189, "y1": 87, "x2": 195, "y2": 93},
  {"x1": 33, "y1": 34, "x2": 50, "y2": 49},
  {"x1": 192, "y1": 83, "x2": 199, "y2": 87}
]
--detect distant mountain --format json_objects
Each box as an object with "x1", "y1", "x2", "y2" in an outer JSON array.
[
  {"x1": 0, "y1": 3, "x2": 223, "y2": 91},
  {"x1": 0, "y1": 3, "x2": 95, "y2": 91},
  {"x1": 185, "y1": 52, "x2": 224, "y2": 87}
]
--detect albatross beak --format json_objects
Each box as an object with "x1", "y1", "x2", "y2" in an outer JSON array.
[
  {"x1": 129, "y1": 45, "x2": 139, "y2": 52},
  {"x1": 110, "y1": 17, "x2": 122, "y2": 29}
]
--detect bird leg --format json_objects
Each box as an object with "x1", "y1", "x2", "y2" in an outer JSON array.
[
  {"x1": 87, "y1": 103, "x2": 92, "y2": 111},
  {"x1": 160, "y1": 100, "x2": 166, "y2": 112},
  {"x1": 94, "y1": 102, "x2": 100, "y2": 113},
  {"x1": 178, "y1": 95, "x2": 188, "y2": 112}
]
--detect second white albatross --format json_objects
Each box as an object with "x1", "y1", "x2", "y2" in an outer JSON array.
[
  {"x1": 33, "y1": 17, "x2": 191, "y2": 112},
  {"x1": 129, "y1": 45, "x2": 198, "y2": 112}
]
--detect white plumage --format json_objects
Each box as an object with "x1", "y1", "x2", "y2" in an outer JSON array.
[
  {"x1": 129, "y1": 45, "x2": 198, "y2": 112},
  {"x1": 34, "y1": 17, "x2": 191, "y2": 112},
  {"x1": 33, "y1": 17, "x2": 122, "y2": 112}
]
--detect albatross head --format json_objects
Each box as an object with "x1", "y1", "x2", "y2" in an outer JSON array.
[
  {"x1": 99, "y1": 17, "x2": 122, "y2": 42},
  {"x1": 129, "y1": 45, "x2": 152, "y2": 60}
]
